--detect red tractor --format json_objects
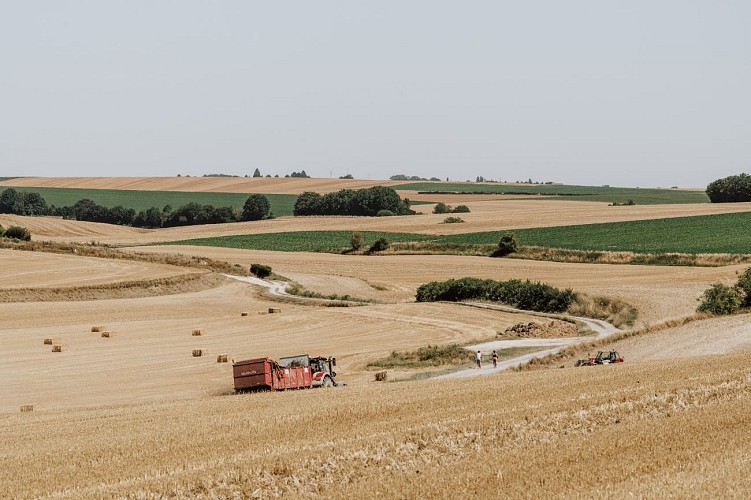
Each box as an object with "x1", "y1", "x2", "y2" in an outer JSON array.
[
  {"x1": 233, "y1": 354, "x2": 341, "y2": 391},
  {"x1": 575, "y1": 350, "x2": 624, "y2": 367}
]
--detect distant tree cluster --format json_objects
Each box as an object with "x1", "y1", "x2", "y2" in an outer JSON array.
[
  {"x1": 432, "y1": 203, "x2": 470, "y2": 214},
  {"x1": 293, "y1": 186, "x2": 414, "y2": 217},
  {"x1": 287, "y1": 170, "x2": 310, "y2": 178},
  {"x1": 390, "y1": 174, "x2": 441, "y2": 181},
  {"x1": 0, "y1": 188, "x2": 272, "y2": 228},
  {"x1": 706, "y1": 173, "x2": 751, "y2": 203}
]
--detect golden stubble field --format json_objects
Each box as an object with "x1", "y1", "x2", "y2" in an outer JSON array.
[
  {"x1": 3, "y1": 178, "x2": 751, "y2": 498},
  {"x1": 2, "y1": 352, "x2": 750, "y2": 498}
]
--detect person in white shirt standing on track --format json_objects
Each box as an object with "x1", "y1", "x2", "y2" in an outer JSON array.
[{"x1": 475, "y1": 350, "x2": 482, "y2": 369}]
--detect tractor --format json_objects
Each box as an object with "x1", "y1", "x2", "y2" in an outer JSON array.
[{"x1": 575, "y1": 350, "x2": 624, "y2": 367}]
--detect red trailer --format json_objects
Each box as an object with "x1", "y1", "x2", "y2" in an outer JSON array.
[{"x1": 233, "y1": 354, "x2": 340, "y2": 391}]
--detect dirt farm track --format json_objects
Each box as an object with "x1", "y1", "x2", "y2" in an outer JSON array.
[{"x1": 2, "y1": 177, "x2": 751, "y2": 498}]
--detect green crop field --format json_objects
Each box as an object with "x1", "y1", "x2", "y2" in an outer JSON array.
[
  {"x1": 163, "y1": 212, "x2": 751, "y2": 255},
  {"x1": 394, "y1": 182, "x2": 709, "y2": 205},
  {"x1": 442, "y1": 212, "x2": 751, "y2": 254},
  {"x1": 165, "y1": 231, "x2": 437, "y2": 252},
  {"x1": 0, "y1": 187, "x2": 297, "y2": 216}
]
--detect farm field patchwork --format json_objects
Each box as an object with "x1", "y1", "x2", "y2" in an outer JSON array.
[
  {"x1": 0, "y1": 186, "x2": 298, "y2": 216},
  {"x1": 395, "y1": 182, "x2": 709, "y2": 204},
  {"x1": 3, "y1": 173, "x2": 751, "y2": 497},
  {"x1": 163, "y1": 211, "x2": 751, "y2": 255}
]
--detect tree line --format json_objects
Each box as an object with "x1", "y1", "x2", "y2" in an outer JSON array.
[
  {"x1": 0, "y1": 185, "x2": 416, "y2": 227},
  {"x1": 293, "y1": 186, "x2": 414, "y2": 216},
  {"x1": 0, "y1": 188, "x2": 272, "y2": 228}
]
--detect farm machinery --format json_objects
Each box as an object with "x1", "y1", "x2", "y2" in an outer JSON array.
[
  {"x1": 233, "y1": 354, "x2": 342, "y2": 391},
  {"x1": 575, "y1": 350, "x2": 624, "y2": 367}
]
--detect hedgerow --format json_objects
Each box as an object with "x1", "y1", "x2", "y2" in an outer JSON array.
[{"x1": 415, "y1": 277, "x2": 575, "y2": 313}]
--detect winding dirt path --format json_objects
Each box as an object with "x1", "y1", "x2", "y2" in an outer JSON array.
[
  {"x1": 436, "y1": 302, "x2": 620, "y2": 380},
  {"x1": 227, "y1": 275, "x2": 622, "y2": 378}
]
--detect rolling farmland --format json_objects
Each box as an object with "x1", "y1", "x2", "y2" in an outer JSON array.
[
  {"x1": 2, "y1": 176, "x2": 751, "y2": 498},
  {"x1": 163, "y1": 211, "x2": 751, "y2": 255}
]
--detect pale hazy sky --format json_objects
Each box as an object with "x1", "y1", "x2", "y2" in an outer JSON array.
[{"x1": 1, "y1": 1, "x2": 748, "y2": 187}]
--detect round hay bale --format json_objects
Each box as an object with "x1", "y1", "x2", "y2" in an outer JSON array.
[
  {"x1": 43, "y1": 338, "x2": 53, "y2": 345},
  {"x1": 91, "y1": 326, "x2": 104, "y2": 333},
  {"x1": 268, "y1": 308, "x2": 281, "y2": 314},
  {"x1": 52, "y1": 345, "x2": 63, "y2": 353},
  {"x1": 192, "y1": 349, "x2": 203, "y2": 357},
  {"x1": 20, "y1": 405, "x2": 34, "y2": 413},
  {"x1": 192, "y1": 329, "x2": 202, "y2": 336},
  {"x1": 375, "y1": 371, "x2": 387, "y2": 382},
  {"x1": 240, "y1": 312, "x2": 249, "y2": 317},
  {"x1": 101, "y1": 331, "x2": 112, "y2": 338},
  {"x1": 216, "y1": 354, "x2": 229, "y2": 363}
]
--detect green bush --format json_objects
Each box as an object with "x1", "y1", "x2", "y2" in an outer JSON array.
[
  {"x1": 491, "y1": 232, "x2": 518, "y2": 257},
  {"x1": 241, "y1": 194, "x2": 271, "y2": 221},
  {"x1": 697, "y1": 283, "x2": 743, "y2": 315},
  {"x1": 415, "y1": 277, "x2": 575, "y2": 313},
  {"x1": 3, "y1": 225, "x2": 31, "y2": 241},
  {"x1": 376, "y1": 209, "x2": 395, "y2": 217},
  {"x1": 432, "y1": 202, "x2": 452, "y2": 214},
  {"x1": 0, "y1": 224, "x2": 4, "y2": 237},
  {"x1": 350, "y1": 231, "x2": 364, "y2": 251},
  {"x1": 442, "y1": 216, "x2": 464, "y2": 224},
  {"x1": 368, "y1": 237, "x2": 390, "y2": 253},
  {"x1": 735, "y1": 268, "x2": 751, "y2": 307},
  {"x1": 706, "y1": 173, "x2": 751, "y2": 203},
  {"x1": 452, "y1": 204, "x2": 470, "y2": 213},
  {"x1": 250, "y1": 263, "x2": 272, "y2": 278}
]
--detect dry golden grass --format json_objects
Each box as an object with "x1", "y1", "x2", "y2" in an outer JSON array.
[
  {"x1": 130, "y1": 245, "x2": 743, "y2": 325},
  {"x1": 2, "y1": 352, "x2": 750, "y2": 498}
]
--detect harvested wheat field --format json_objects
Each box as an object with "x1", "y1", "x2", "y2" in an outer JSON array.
[
  {"x1": 2, "y1": 352, "x2": 751, "y2": 498},
  {"x1": 0, "y1": 276, "x2": 547, "y2": 413},
  {"x1": 130, "y1": 245, "x2": 742, "y2": 324},
  {"x1": 0, "y1": 175, "x2": 406, "y2": 194},
  {"x1": 0, "y1": 248, "x2": 195, "y2": 289}
]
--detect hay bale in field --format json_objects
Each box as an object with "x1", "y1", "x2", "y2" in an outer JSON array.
[
  {"x1": 20, "y1": 405, "x2": 34, "y2": 412},
  {"x1": 101, "y1": 331, "x2": 112, "y2": 338},
  {"x1": 240, "y1": 311, "x2": 249, "y2": 316},
  {"x1": 91, "y1": 326, "x2": 104, "y2": 332},
  {"x1": 216, "y1": 354, "x2": 229, "y2": 363},
  {"x1": 52, "y1": 345, "x2": 63, "y2": 352},
  {"x1": 375, "y1": 371, "x2": 387, "y2": 382},
  {"x1": 192, "y1": 329, "x2": 202, "y2": 336},
  {"x1": 192, "y1": 349, "x2": 204, "y2": 357},
  {"x1": 268, "y1": 308, "x2": 281, "y2": 314},
  {"x1": 43, "y1": 338, "x2": 54, "y2": 345}
]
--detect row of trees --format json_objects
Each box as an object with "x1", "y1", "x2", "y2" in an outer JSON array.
[
  {"x1": 415, "y1": 277, "x2": 576, "y2": 313},
  {"x1": 293, "y1": 186, "x2": 414, "y2": 216},
  {"x1": 706, "y1": 173, "x2": 751, "y2": 203},
  {"x1": 0, "y1": 188, "x2": 272, "y2": 228}
]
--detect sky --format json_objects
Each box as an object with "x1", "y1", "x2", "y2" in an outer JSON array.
[{"x1": 1, "y1": 1, "x2": 748, "y2": 188}]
